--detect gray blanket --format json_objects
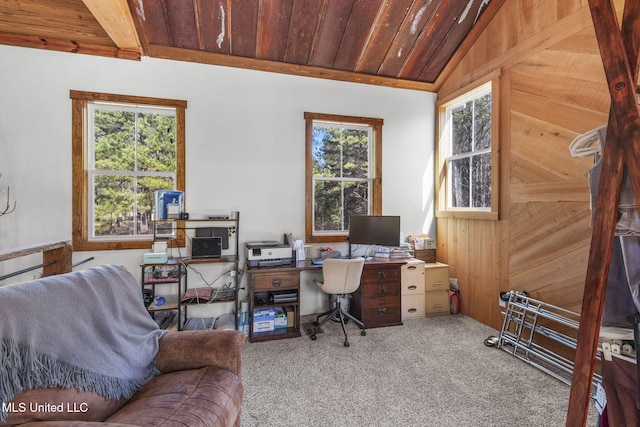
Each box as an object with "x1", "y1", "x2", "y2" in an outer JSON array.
[{"x1": 0, "y1": 265, "x2": 167, "y2": 422}]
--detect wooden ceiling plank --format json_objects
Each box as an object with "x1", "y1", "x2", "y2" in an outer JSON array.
[
  {"x1": 256, "y1": 0, "x2": 293, "y2": 61},
  {"x1": 129, "y1": 0, "x2": 171, "y2": 48},
  {"x1": 567, "y1": 0, "x2": 640, "y2": 425},
  {"x1": 163, "y1": 0, "x2": 200, "y2": 50},
  {"x1": 332, "y1": 0, "x2": 384, "y2": 71},
  {"x1": 0, "y1": 32, "x2": 139, "y2": 59},
  {"x1": 284, "y1": 0, "x2": 323, "y2": 64},
  {"x1": 308, "y1": 0, "x2": 355, "y2": 69},
  {"x1": 399, "y1": 0, "x2": 470, "y2": 80},
  {"x1": 81, "y1": 0, "x2": 141, "y2": 51},
  {"x1": 376, "y1": 0, "x2": 439, "y2": 77},
  {"x1": 0, "y1": 0, "x2": 116, "y2": 46},
  {"x1": 229, "y1": 0, "x2": 258, "y2": 57},
  {"x1": 419, "y1": 0, "x2": 502, "y2": 83},
  {"x1": 355, "y1": 0, "x2": 414, "y2": 74},
  {"x1": 193, "y1": 0, "x2": 228, "y2": 53}
]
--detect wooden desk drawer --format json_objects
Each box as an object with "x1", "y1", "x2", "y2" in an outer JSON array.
[
  {"x1": 253, "y1": 272, "x2": 298, "y2": 291},
  {"x1": 361, "y1": 266, "x2": 401, "y2": 285},
  {"x1": 359, "y1": 280, "x2": 401, "y2": 298},
  {"x1": 357, "y1": 296, "x2": 401, "y2": 327}
]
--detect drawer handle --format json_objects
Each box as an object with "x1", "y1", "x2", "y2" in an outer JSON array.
[
  {"x1": 433, "y1": 282, "x2": 444, "y2": 287},
  {"x1": 378, "y1": 284, "x2": 387, "y2": 294},
  {"x1": 378, "y1": 271, "x2": 386, "y2": 279},
  {"x1": 433, "y1": 304, "x2": 444, "y2": 309},
  {"x1": 408, "y1": 285, "x2": 417, "y2": 290},
  {"x1": 272, "y1": 279, "x2": 281, "y2": 287},
  {"x1": 408, "y1": 308, "x2": 417, "y2": 313},
  {"x1": 378, "y1": 307, "x2": 387, "y2": 315},
  {"x1": 408, "y1": 266, "x2": 417, "y2": 270}
]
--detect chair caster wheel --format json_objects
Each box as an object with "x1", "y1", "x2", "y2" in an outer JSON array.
[
  {"x1": 310, "y1": 334, "x2": 317, "y2": 340},
  {"x1": 313, "y1": 321, "x2": 319, "y2": 327},
  {"x1": 360, "y1": 330, "x2": 366, "y2": 336},
  {"x1": 344, "y1": 341, "x2": 350, "y2": 347}
]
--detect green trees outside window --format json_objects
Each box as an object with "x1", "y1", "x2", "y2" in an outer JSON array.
[{"x1": 91, "y1": 107, "x2": 177, "y2": 237}]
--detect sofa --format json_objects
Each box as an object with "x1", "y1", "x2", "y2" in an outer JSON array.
[{"x1": 0, "y1": 264, "x2": 244, "y2": 427}]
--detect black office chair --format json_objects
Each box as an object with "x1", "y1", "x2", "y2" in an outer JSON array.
[{"x1": 310, "y1": 258, "x2": 366, "y2": 347}]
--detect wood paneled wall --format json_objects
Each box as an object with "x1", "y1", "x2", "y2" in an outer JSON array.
[{"x1": 436, "y1": 0, "x2": 622, "y2": 331}]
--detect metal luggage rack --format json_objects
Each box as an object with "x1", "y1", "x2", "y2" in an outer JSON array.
[{"x1": 497, "y1": 291, "x2": 602, "y2": 396}]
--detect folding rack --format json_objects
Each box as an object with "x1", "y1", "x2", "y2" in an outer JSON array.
[{"x1": 497, "y1": 291, "x2": 602, "y2": 395}]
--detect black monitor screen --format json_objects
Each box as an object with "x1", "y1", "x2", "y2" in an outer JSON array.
[{"x1": 348, "y1": 215, "x2": 400, "y2": 247}]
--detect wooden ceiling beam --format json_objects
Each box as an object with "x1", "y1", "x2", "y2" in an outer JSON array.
[
  {"x1": 81, "y1": 0, "x2": 142, "y2": 52},
  {"x1": 0, "y1": 32, "x2": 139, "y2": 60},
  {"x1": 147, "y1": 43, "x2": 435, "y2": 91},
  {"x1": 567, "y1": 0, "x2": 640, "y2": 425}
]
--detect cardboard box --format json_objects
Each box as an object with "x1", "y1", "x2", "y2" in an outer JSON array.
[
  {"x1": 253, "y1": 308, "x2": 275, "y2": 332},
  {"x1": 285, "y1": 306, "x2": 295, "y2": 327},
  {"x1": 414, "y1": 249, "x2": 436, "y2": 263},
  {"x1": 273, "y1": 307, "x2": 288, "y2": 329}
]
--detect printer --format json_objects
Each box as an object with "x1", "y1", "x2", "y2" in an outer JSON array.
[{"x1": 245, "y1": 241, "x2": 293, "y2": 267}]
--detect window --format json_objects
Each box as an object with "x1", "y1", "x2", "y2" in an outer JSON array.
[
  {"x1": 304, "y1": 112, "x2": 383, "y2": 243},
  {"x1": 436, "y1": 75, "x2": 499, "y2": 220},
  {"x1": 71, "y1": 91, "x2": 186, "y2": 251}
]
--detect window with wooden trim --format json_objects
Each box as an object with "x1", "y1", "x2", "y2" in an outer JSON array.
[
  {"x1": 304, "y1": 112, "x2": 383, "y2": 243},
  {"x1": 71, "y1": 91, "x2": 186, "y2": 251},
  {"x1": 436, "y1": 77, "x2": 499, "y2": 220}
]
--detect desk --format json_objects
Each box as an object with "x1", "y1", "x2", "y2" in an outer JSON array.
[{"x1": 246, "y1": 259, "x2": 406, "y2": 343}]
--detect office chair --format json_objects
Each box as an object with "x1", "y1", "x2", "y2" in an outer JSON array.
[{"x1": 310, "y1": 258, "x2": 366, "y2": 347}]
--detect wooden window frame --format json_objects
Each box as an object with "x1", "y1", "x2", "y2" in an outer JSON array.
[
  {"x1": 304, "y1": 112, "x2": 383, "y2": 243},
  {"x1": 71, "y1": 90, "x2": 186, "y2": 251},
  {"x1": 436, "y1": 72, "x2": 500, "y2": 221}
]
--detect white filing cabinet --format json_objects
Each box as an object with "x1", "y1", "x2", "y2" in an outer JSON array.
[
  {"x1": 424, "y1": 262, "x2": 450, "y2": 316},
  {"x1": 401, "y1": 259, "x2": 426, "y2": 319}
]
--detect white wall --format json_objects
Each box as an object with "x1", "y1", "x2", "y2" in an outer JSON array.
[{"x1": 0, "y1": 45, "x2": 436, "y2": 314}]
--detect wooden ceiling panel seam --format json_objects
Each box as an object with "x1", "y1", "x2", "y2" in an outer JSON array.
[
  {"x1": 332, "y1": 0, "x2": 383, "y2": 71},
  {"x1": 193, "y1": 0, "x2": 204, "y2": 51},
  {"x1": 283, "y1": 0, "x2": 323, "y2": 64},
  {"x1": 399, "y1": 0, "x2": 469, "y2": 81},
  {"x1": 306, "y1": 0, "x2": 329, "y2": 65},
  {"x1": 307, "y1": 0, "x2": 354, "y2": 69},
  {"x1": 354, "y1": 0, "x2": 414, "y2": 75},
  {"x1": 419, "y1": 0, "x2": 499, "y2": 83},
  {"x1": 377, "y1": 0, "x2": 440, "y2": 78}
]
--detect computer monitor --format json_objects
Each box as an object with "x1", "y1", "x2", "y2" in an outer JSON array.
[{"x1": 348, "y1": 215, "x2": 400, "y2": 257}]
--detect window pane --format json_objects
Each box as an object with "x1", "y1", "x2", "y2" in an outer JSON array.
[
  {"x1": 314, "y1": 180, "x2": 342, "y2": 231},
  {"x1": 94, "y1": 110, "x2": 136, "y2": 171},
  {"x1": 342, "y1": 129, "x2": 369, "y2": 179},
  {"x1": 312, "y1": 128, "x2": 338, "y2": 178},
  {"x1": 451, "y1": 102, "x2": 473, "y2": 155},
  {"x1": 471, "y1": 153, "x2": 492, "y2": 208},
  {"x1": 137, "y1": 176, "x2": 174, "y2": 235},
  {"x1": 450, "y1": 158, "x2": 470, "y2": 208},
  {"x1": 94, "y1": 175, "x2": 135, "y2": 236},
  {"x1": 474, "y1": 94, "x2": 492, "y2": 151},
  {"x1": 344, "y1": 181, "x2": 369, "y2": 221},
  {"x1": 138, "y1": 112, "x2": 177, "y2": 172}
]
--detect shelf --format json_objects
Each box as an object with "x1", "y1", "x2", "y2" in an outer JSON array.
[
  {"x1": 250, "y1": 327, "x2": 301, "y2": 342},
  {"x1": 147, "y1": 294, "x2": 179, "y2": 311},
  {"x1": 143, "y1": 212, "x2": 241, "y2": 331}
]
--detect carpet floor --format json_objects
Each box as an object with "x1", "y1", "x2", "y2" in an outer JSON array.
[{"x1": 240, "y1": 314, "x2": 597, "y2": 427}]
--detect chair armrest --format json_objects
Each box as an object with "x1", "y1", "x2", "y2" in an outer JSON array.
[{"x1": 154, "y1": 330, "x2": 245, "y2": 376}]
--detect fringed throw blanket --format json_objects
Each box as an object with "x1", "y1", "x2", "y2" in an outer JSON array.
[{"x1": 0, "y1": 265, "x2": 167, "y2": 422}]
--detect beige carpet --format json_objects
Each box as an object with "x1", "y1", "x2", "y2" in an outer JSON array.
[{"x1": 240, "y1": 314, "x2": 598, "y2": 427}]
